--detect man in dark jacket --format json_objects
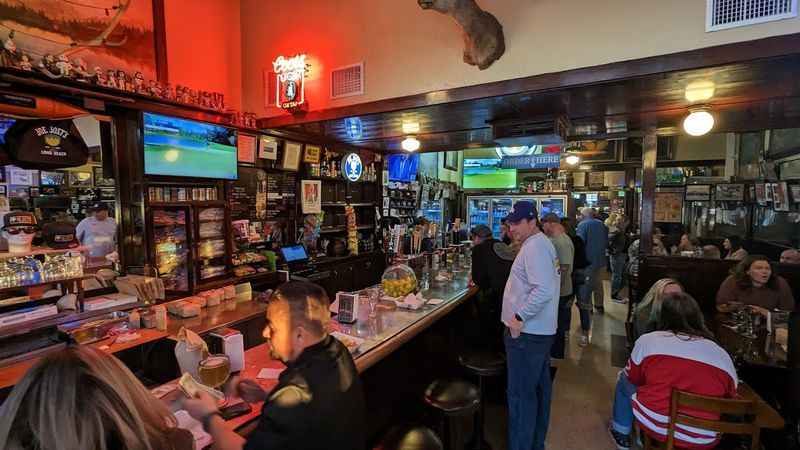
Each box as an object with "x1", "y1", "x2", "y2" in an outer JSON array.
[
  {"x1": 470, "y1": 224, "x2": 514, "y2": 350},
  {"x1": 183, "y1": 282, "x2": 366, "y2": 450}
]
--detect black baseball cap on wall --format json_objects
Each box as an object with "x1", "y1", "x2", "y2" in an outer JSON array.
[{"x1": 42, "y1": 221, "x2": 79, "y2": 249}]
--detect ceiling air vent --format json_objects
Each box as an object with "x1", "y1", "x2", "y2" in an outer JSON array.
[
  {"x1": 706, "y1": 0, "x2": 797, "y2": 31},
  {"x1": 331, "y1": 63, "x2": 364, "y2": 99}
]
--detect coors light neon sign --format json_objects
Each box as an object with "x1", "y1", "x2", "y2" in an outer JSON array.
[{"x1": 273, "y1": 54, "x2": 307, "y2": 110}]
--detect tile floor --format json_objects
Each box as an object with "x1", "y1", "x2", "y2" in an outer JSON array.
[{"x1": 483, "y1": 279, "x2": 627, "y2": 450}]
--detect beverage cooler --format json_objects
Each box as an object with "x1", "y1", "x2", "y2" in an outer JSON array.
[
  {"x1": 467, "y1": 195, "x2": 568, "y2": 238},
  {"x1": 148, "y1": 202, "x2": 231, "y2": 295}
]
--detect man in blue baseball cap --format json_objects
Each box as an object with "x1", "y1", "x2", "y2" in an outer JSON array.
[{"x1": 500, "y1": 200, "x2": 560, "y2": 450}]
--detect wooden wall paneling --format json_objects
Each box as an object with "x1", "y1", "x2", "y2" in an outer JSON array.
[{"x1": 640, "y1": 132, "x2": 658, "y2": 255}]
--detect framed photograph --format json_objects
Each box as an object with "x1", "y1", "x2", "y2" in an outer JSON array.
[
  {"x1": 715, "y1": 184, "x2": 744, "y2": 202},
  {"x1": 303, "y1": 144, "x2": 321, "y2": 164},
  {"x1": 92, "y1": 167, "x2": 115, "y2": 187},
  {"x1": 755, "y1": 183, "x2": 767, "y2": 205},
  {"x1": 282, "y1": 141, "x2": 302, "y2": 171},
  {"x1": 791, "y1": 184, "x2": 800, "y2": 203},
  {"x1": 443, "y1": 151, "x2": 458, "y2": 171},
  {"x1": 774, "y1": 182, "x2": 790, "y2": 211},
  {"x1": 237, "y1": 133, "x2": 257, "y2": 164},
  {"x1": 765, "y1": 183, "x2": 775, "y2": 202},
  {"x1": 40, "y1": 170, "x2": 66, "y2": 186},
  {"x1": 685, "y1": 184, "x2": 711, "y2": 202},
  {"x1": 748, "y1": 185, "x2": 756, "y2": 202},
  {"x1": 69, "y1": 171, "x2": 93, "y2": 187},
  {"x1": 0, "y1": 185, "x2": 6, "y2": 197},
  {"x1": 300, "y1": 180, "x2": 321, "y2": 214},
  {"x1": 655, "y1": 191, "x2": 683, "y2": 223},
  {"x1": 8, "y1": 166, "x2": 35, "y2": 186},
  {"x1": 258, "y1": 135, "x2": 279, "y2": 160}
]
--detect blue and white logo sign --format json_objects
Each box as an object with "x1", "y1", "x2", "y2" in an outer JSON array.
[{"x1": 342, "y1": 153, "x2": 363, "y2": 182}]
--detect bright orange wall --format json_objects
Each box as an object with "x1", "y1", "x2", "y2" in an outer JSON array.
[{"x1": 164, "y1": 0, "x2": 242, "y2": 110}]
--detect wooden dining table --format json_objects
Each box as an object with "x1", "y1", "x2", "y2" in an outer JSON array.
[{"x1": 738, "y1": 382, "x2": 785, "y2": 430}]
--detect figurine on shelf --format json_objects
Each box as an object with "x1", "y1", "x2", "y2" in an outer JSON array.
[
  {"x1": 105, "y1": 69, "x2": 117, "y2": 88},
  {"x1": 71, "y1": 58, "x2": 91, "y2": 82},
  {"x1": 0, "y1": 31, "x2": 19, "y2": 68},
  {"x1": 17, "y1": 54, "x2": 32, "y2": 71},
  {"x1": 133, "y1": 71, "x2": 146, "y2": 94},
  {"x1": 115, "y1": 70, "x2": 127, "y2": 91},
  {"x1": 37, "y1": 54, "x2": 61, "y2": 78},
  {"x1": 162, "y1": 82, "x2": 174, "y2": 101},
  {"x1": 123, "y1": 72, "x2": 134, "y2": 92},
  {"x1": 91, "y1": 66, "x2": 105, "y2": 85},
  {"x1": 55, "y1": 55, "x2": 73, "y2": 78},
  {"x1": 148, "y1": 79, "x2": 162, "y2": 97}
]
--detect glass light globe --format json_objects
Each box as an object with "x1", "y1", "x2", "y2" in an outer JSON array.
[
  {"x1": 683, "y1": 110, "x2": 714, "y2": 136},
  {"x1": 401, "y1": 137, "x2": 420, "y2": 152}
]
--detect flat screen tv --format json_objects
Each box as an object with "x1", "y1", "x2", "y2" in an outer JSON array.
[
  {"x1": 463, "y1": 159, "x2": 517, "y2": 189},
  {"x1": 143, "y1": 112, "x2": 238, "y2": 180},
  {"x1": 0, "y1": 116, "x2": 15, "y2": 145},
  {"x1": 387, "y1": 154, "x2": 419, "y2": 182}
]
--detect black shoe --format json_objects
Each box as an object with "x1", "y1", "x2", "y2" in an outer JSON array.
[{"x1": 609, "y1": 427, "x2": 631, "y2": 450}]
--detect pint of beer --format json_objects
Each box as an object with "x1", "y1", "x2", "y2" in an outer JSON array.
[{"x1": 198, "y1": 354, "x2": 231, "y2": 389}]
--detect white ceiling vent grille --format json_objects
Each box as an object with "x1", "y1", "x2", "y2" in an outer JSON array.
[
  {"x1": 331, "y1": 63, "x2": 364, "y2": 99},
  {"x1": 707, "y1": 0, "x2": 797, "y2": 31}
]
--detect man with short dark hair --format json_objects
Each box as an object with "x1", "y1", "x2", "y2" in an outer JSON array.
[
  {"x1": 576, "y1": 207, "x2": 609, "y2": 346},
  {"x1": 541, "y1": 213, "x2": 574, "y2": 359},
  {"x1": 182, "y1": 281, "x2": 366, "y2": 450},
  {"x1": 470, "y1": 224, "x2": 514, "y2": 350},
  {"x1": 501, "y1": 201, "x2": 559, "y2": 450}
]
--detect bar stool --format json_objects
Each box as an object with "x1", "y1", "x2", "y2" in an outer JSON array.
[
  {"x1": 424, "y1": 379, "x2": 480, "y2": 450},
  {"x1": 375, "y1": 424, "x2": 443, "y2": 450},
  {"x1": 459, "y1": 351, "x2": 505, "y2": 450}
]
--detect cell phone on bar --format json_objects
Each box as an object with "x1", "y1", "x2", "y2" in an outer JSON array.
[{"x1": 219, "y1": 401, "x2": 252, "y2": 421}]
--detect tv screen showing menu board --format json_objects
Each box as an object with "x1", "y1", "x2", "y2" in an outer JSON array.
[
  {"x1": 463, "y1": 159, "x2": 517, "y2": 189},
  {"x1": 143, "y1": 112, "x2": 238, "y2": 180}
]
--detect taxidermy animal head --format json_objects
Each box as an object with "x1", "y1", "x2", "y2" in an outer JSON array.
[{"x1": 418, "y1": 0, "x2": 505, "y2": 70}]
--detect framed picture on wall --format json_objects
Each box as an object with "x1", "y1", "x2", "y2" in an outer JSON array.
[
  {"x1": 259, "y1": 136, "x2": 279, "y2": 160},
  {"x1": 774, "y1": 182, "x2": 790, "y2": 211},
  {"x1": 765, "y1": 183, "x2": 775, "y2": 202},
  {"x1": 300, "y1": 180, "x2": 321, "y2": 214},
  {"x1": 684, "y1": 184, "x2": 711, "y2": 201},
  {"x1": 69, "y1": 171, "x2": 93, "y2": 187},
  {"x1": 303, "y1": 144, "x2": 321, "y2": 164},
  {"x1": 791, "y1": 184, "x2": 800, "y2": 203},
  {"x1": 0, "y1": 185, "x2": 6, "y2": 197},
  {"x1": 443, "y1": 151, "x2": 458, "y2": 171},
  {"x1": 715, "y1": 184, "x2": 744, "y2": 202},
  {"x1": 755, "y1": 183, "x2": 767, "y2": 205},
  {"x1": 92, "y1": 167, "x2": 115, "y2": 187},
  {"x1": 237, "y1": 133, "x2": 257, "y2": 164},
  {"x1": 282, "y1": 141, "x2": 302, "y2": 171}
]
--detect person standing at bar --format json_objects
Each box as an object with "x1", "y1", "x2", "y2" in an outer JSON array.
[
  {"x1": 577, "y1": 207, "x2": 609, "y2": 317},
  {"x1": 182, "y1": 282, "x2": 366, "y2": 450},
  {"x1": 501, "y1": 201, "x2": 559, "y2": 450},
  {"x1": 608, "y1": 215, "x2": 630, "y2": 304},
  {"x1": 470, "y1": 224, "x2": 514, "y2": 351},
  {"x1": 75, "y1": 202, "x2": 117, "y2": 264},
  {"x1": 541, "y1": 213, "x2": 574, "y2": 359}
]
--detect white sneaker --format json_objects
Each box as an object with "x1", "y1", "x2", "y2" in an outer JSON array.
[{"x1": 579, "y1": 334, "x2": 589, "y2": 347}]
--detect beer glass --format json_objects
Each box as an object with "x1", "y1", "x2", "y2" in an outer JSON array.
[{"x1": 198, "y1": 354, "x2": 231, "y2": 390}]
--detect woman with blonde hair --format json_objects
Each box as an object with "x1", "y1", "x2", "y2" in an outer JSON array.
[
  {"x1": 630, "y1": 278, "x2": 684, "y2": 341},
  {"x1": 0, "y1": 346, "x2": 194, "y2": 450}
]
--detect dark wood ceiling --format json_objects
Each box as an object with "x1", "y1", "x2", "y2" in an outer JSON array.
[{"x1": 262, "y1": 35, "x2": 800, "y2": 153}]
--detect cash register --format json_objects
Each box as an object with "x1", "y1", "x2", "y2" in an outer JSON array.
[{"x1": 280, "y1": 244, "x2": 330, "y2": 282}]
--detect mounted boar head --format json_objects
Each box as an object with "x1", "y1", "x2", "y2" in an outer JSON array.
[{"x1": 418, "y1": 0, "x2": 505, "y2": 70}]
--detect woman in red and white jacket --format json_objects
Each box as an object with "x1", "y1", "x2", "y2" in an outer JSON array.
[{"x1": 609, "y1": 292, "x2": 737, "y2": 450}]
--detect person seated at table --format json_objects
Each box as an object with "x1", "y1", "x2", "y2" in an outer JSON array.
[
  {"x1": 701, "y1": 244, "x2": 721, "y2": 259},
  {"x1": 0, "y1": 346, "x2": 193, "y2": 450},
  {"x1": 470, "y1": 224, "x2": 514, "y2": 350},
  {"x1": 780, "y1": 248, "x2": 800, "y2": 264},
  {"x1": 673, "y1": 233, "x2": 698, "y2": 255},
  {"x1": 716, "y1": 255, "x2": 795, "y2": 314},
  {"x1": 182, "y1": 281, "x2": 366, "y2": 450},
  {"x1": 609, "y1": 292, "x2": 737, "y2": 450},
  {"x1": 630, "y1": 278, "x2": 683, "y2": 341},
  {"x1": 723, "y1": 235, "x2": 748, "y2": 260}
]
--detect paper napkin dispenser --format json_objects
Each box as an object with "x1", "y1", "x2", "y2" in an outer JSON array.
[{"x1": 208, "y1": 327, "x2": 244, "y2": 373}]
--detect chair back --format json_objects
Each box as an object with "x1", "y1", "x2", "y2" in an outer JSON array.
[{"x1": 665, "y1": 389, "x2": 760, "y2": 450}]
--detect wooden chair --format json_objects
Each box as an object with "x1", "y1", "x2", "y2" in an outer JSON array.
[{"x1": 635, "y1": 389, "x2": 760, "y2": 450}]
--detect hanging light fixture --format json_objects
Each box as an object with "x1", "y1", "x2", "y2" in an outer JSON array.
[
  {"x1": 401, "y1": 136, "x2": 420, "y2": 152},
  {"x1": 565, "y1": 154, "x2": 581, "y2": 165},
  {"x1": 683, "y1": 107, "x2": 715, "y2": 136}
]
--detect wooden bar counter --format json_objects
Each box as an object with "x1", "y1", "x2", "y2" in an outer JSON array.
[{"x1": 156, "y1": 275, "x2": 478, "y2": 439}]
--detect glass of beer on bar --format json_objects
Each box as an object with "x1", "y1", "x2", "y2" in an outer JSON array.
[{"x1": 198, "y1": 354, "x2": 231, "y2": 390}]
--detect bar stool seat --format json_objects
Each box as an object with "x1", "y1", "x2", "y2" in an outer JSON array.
[
  {"x1": 424, "y1": 379, "x2": 480, "y2": 415},
  {"x1": 459, "y1": 351, "x2": 505, "y2": 450},
  {"x1": 376, "y1": 424, "x2": 443, "y2": 450},
  {"x1": 424, "y1": 379, "x2": 480, "y2": 450}
]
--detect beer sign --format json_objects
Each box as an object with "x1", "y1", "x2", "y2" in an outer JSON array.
[{"x1": 273, "y1": 54, "x2": 307, "y2": 110}]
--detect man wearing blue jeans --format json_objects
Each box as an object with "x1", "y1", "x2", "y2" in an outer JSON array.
[
  {"x1": 501, "y1": 201, "x2": 560, "y2": 450},
  {"x1": 610, "y1": 372, "x2": 637, "y2": 449}
]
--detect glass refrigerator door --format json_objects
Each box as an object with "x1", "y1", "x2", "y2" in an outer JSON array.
[
  {"x1": 151, "y1": 207, "x2": 191, "y2": 293},
  {"x1": 196, "y1": 207, "x2": 228, "y2": 282},
  {"x1": 540, "y1": 197, "x2": 566, "y2": 218},
  {"x1": 491, "y1": 198, "x2": 513, "y2": 238},
  {"x1": 421, "y1": 200, "x2": 442, "y2": 227},
  {"x1": 468, "y1": 197, "x2": 491, "y2": 231}
]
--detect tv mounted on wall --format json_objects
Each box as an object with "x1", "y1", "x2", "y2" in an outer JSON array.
[
  {"x1": 387, "y1": 154, "x2": 419, "y2": 182},
  {"x1": 143, "y1": 112, "x2": 238, "y2": 180}
]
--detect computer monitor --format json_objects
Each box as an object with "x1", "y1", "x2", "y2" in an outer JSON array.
[{"x1": 280, "y1": 244, "x2": 309, "y2": 264}]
